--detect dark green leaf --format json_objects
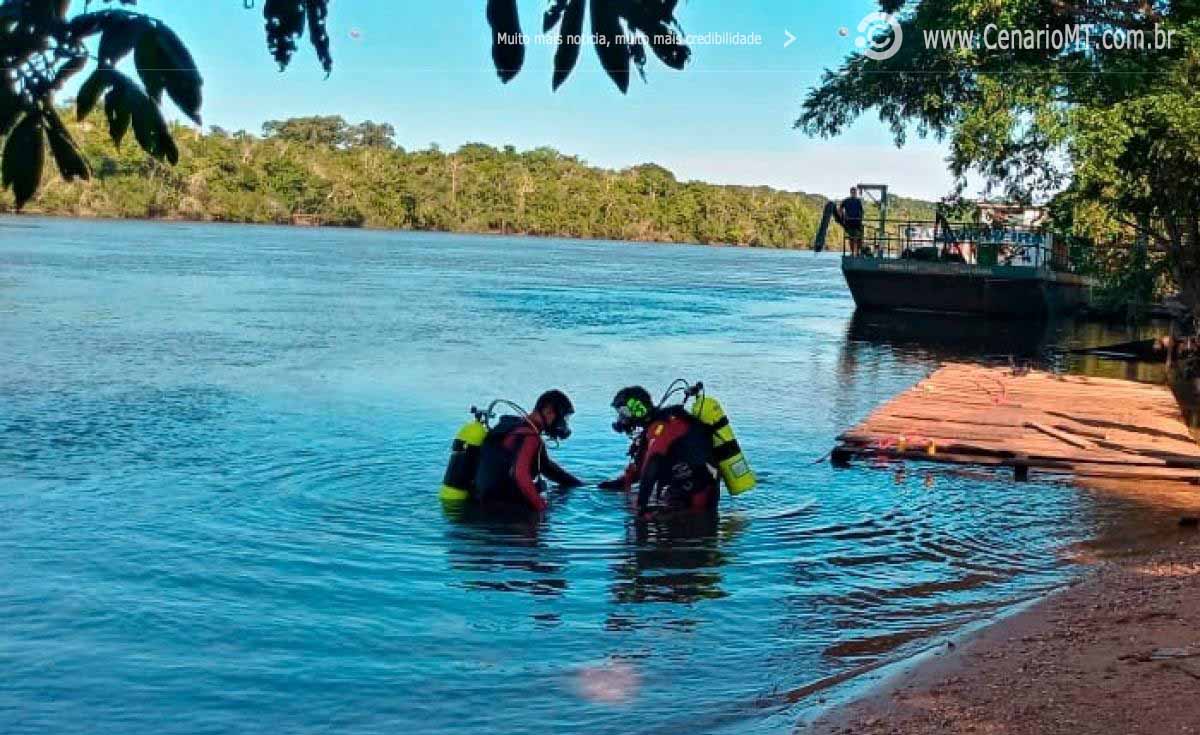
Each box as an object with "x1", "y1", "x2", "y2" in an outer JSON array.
[
  {"x1": 124, "y1": 79, "x2": 179, "y2": 165},
  {"x1": 43, "y1": 107, "x2": 91, "y2": 182},
  {"x1": 258, "y1": 0, "x2": 331, "y2": 73},
  {"x1": 97, "y1": 12, "x2": 152, "y2": 66},
  {"x1": 134, "y1": 32, "x2": 167, "y2": 102},
  {"x1": 591, "y1": 0, "x2": 630, "y2": 93},
  {"x1": 77, "y1": 68, "x2": 113, "y2": 121},
  {"x1": 305, "y1": 0, "x2": 332, "y2": 76},
  {"x1": 104, "y1": 87, "x2": 131, "y2": 147},
  {"x1": 487, "y1": 0, "x2": 524, "y2": 83},
  {"x1": 543, "y1": 0, "x2": 569, "y2": 32},
  {"x1": 2, "y1": 112, "x2": 45, "y2": 209},
  {"x1": 263, "y1": 0, "x2": 306, "y2": 70},
  {"x1": 622, "y1": 1, "x2": 690, "y2": 70},
  {"x1": 133, "y1": 24, "x2": 203, "y2": 125},
  {"x1": 551, "y1": 0, "x2": 584, "y2": 91},
  {"x1": 631, "y1": 38, "x2": 647, "y2": 83},
  {"x1": 0, "y1": 89, "x2": 23, "y2": 136},
  {"x1": 67, "y1": 10, "x2": 107, "y2": 37},
  {"x1": 150, "y1": 23, "x2": 203, "y2": 124},
  {"x1": 102, "y1": 72, "x2": 179, "y2": 165}
]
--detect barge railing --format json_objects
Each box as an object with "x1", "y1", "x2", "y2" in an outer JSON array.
[{"x1": 842, "y1": 219, "x2": 1085, "y2": 274}]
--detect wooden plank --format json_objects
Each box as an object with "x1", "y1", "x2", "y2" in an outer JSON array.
[
  {"x1": 1045, "y1": 410, "x2": 1196, "y2": 444},
  {"x1": 833, "y1": 447, "x2": 1200, "y2": 482},
  {"x1": 1024, "y1": 421, "x2": 1096, "y2": 450},
  {"x1": 838, "y1": 432, "x2": 1174, "y2": 467},
  {"x1": 835, "y1": 363, "x2": 1200, "y2": 499}
]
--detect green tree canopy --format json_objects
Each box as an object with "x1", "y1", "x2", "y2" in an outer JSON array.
[
  {"x1": 260, "y1": 116, "x2": 396, "y2": 149},
  {"x1": 262, "y1": 116, "x2": 350, "y2": 147},
  {"x1": 9, "y1": 111, "x2": 938, "y2": 247}
]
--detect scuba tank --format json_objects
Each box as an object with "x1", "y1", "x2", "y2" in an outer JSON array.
[
  {"x1": 439, "y1": 409, "x2": 489, "y2": 503},
  {"x1": 687, "y1": 384, "x2": 757, "y2": 496},
  {"x1": 439, "y1": 399, "x2": 542, "y2": 504}
]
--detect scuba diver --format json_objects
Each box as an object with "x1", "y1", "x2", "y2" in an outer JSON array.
[
  {"x1": 603, "y1": 385, "x2": 720, "y2": 518},
  {"x1": 599, "y1": 385, "x2": 655, "y2": 492},
  {"x1": 468, "y1": 390, "x2": 583, "y2": 513},
  {"x1": 602, "y1": 382, "x2": 756, "y2": 519}
]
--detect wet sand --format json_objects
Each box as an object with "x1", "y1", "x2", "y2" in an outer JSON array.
[{"x1": 811, "y1": 526, "x2": 1200, "y2": 735}]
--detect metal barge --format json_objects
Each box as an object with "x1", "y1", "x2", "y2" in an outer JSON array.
[{"x1": 818, "y1": 187, "x2": 1094, "y2": 317}]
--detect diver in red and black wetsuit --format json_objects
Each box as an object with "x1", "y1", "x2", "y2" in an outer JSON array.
[
  {"x1": 602, "y1": 386, "x2": 718, "y2": 518},
  {"x1": 473, "y1": 390, "x2": 583, "y2": 512}
]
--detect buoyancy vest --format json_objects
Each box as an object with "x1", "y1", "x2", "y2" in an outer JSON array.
[
  {"x1": 474, "y1": 416, "x2": 541, "y2": 505},
  {"x1": 639, "y1": 407, "x2": 717, "y2": 500}
]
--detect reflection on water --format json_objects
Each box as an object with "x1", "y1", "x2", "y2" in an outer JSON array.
[
  {"x1": 611, "y1": 513, "x2": 739, "y2": 607},
  {"x1": 0, "y1": 218, "x2": 1183, "y2": 735},
  {"x1": 839, "y1": 309, "x2": 1176, "y2": 412},
  {"x1": 844, "y1": 308, "x2": 1172, "y2": 382},
  {"x1": 845, "y1": 309, "x2": 1058, "y2": 365},
  {"x1": 446, "y1": 510, "x2": 569, "y2": 598}
]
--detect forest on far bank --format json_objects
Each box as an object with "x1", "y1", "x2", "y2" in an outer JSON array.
[{"x1": 1, "y1": 113, "x2": 937, "y2": 248}]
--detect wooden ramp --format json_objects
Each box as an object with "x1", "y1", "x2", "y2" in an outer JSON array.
[{"x1": 835, "y1": 363, "x2": 1200, "y2": 494}]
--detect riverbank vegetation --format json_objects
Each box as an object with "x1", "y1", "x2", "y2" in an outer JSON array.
[{"x1": 2, "y1": 112, "x2": 936, "y2": 248}]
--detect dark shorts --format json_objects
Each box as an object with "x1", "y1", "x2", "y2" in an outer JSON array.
[{"x1": 845, "y1": 220, "x2": 864, "y2": 238}]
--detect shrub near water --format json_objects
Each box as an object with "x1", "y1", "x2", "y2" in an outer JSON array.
[{"x1": 6, "y1": 112, "x2": 936, "y2": 247}]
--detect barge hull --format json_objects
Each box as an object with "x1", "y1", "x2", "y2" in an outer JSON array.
[{"x1": 842, "y1": 256, "x2": 1092, "y2": 317}]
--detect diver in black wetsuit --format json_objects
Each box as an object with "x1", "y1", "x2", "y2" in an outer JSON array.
[
  {"x1": 602, "y1": 386, "x2": 718, "y2": 519},
  {"x1": 473, "y1": 390, "x2": 583, "y2": 512}
]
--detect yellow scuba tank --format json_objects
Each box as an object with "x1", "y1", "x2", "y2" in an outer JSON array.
[
  {"x1": 690, "y1": 391, "x2": 756, "y2": 495},
  {"x1": 439, "y1": 416, "x2": 489, "y2": 503}
]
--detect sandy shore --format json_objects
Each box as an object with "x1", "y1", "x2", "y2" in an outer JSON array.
[{"x1": 811, "y1": 527, "x2": 1200, "y2": 735}]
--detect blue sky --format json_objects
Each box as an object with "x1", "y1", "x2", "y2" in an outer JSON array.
[{"x1": 76, "y1": 1, "x2": 963, "y2": 200}]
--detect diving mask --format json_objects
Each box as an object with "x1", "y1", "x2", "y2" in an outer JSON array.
[{"x1": 546, "y1": 412, "x2": 572, "y2": 441}]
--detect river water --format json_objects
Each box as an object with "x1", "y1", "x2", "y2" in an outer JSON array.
[{"x1": 0, "y1": 218, "x2": 1166, "y2": 734}]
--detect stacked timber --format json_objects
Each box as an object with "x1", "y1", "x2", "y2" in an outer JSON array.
[{"x1": 835, "y1": 363, "x2": 1200, "y2": 493}]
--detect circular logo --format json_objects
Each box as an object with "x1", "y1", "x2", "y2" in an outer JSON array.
[{"x1": 854, "y1": 12, "x2": 903, "y2": 61}]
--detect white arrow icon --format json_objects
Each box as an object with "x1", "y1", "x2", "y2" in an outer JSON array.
[{"x1": 784, "y1": 29, "x2": 797, "y2": 48}]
